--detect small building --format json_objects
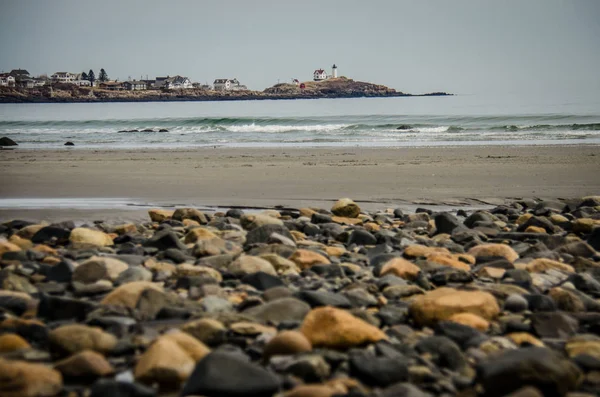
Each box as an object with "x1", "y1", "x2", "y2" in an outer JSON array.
[
  {"x1": 213, "y1": 78, "x2": 247, "y2": 91},
  {"x1": 9, "y1": 69, "x2": 30, "y2": 81},
  {"x1": 331, "y1": 64, "x2": 338, "y2": 78},
  {"x1": 122, "y1": 80, "x2": 147, "y2": 91},
  {"x1": 51, "y1": 72, "x2": 76, "y2": 83},
  {"x1": 141, "y1": 79, "x2": 156, "y2": 89},
  {"x1": 18, "y1": 79, "x2": 35, "y2": 89},
  {"x1": 0, "y1": 74, "x2": 16, "y2": 87},
  {"x1": 73, "y1": 80, "x2": 91, "y2": 87},
  {"x1": 313, "y1": 69, "x2": 327, "y2": 81},
  {"x1": 165, "y1": 75, "x2": 192, "y2": 89},
  {"x1": 98, "y1": 81, "x2": 123, "y2": 91}
]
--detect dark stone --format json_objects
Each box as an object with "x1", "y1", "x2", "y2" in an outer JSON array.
[
  {"x1": 377, "y1": 305, "x2": 409, "y2": 326},
  {"x1": 525, "y1": 294, "x2": 556, "y2": 312},
  {"x1": 503, "y1": 269, "x2": 532, "y2": 290},
  {"x1": 181, "y1": 351, "x2": 281, "y2": 397},
  {"x1": 226, "y1": 209, "x2": 244, "y2": 219},
  {"x1": 86, "y1": 316, "x2": 136, "y2": 337},
  {"x1": 517, "y1": 216, "x2": 556, "y2": 233},
  {"x1": 381, "y1": 383, "x2": 433, "y2": 397},
  {"x1": 64, "y1": 141, "x2": 74, "y2": 146},
  {"x1": 43, "y1": 259, "x2": 75, "y2": 283},
  {"x1": 37, "y1": 294, "x2": 98, "y2": 321},
  {"x1": 163, "y1": 248, "x2": 191, "y2": 264},
  {"x1": 415, "y1": 336, "x2": 467, "y2": 371},
  {"x1": 90, "y1": 379, "x2": 156, "y2": 397},
  {"x1": 158, "y1": 129, "x2": 169, "y2": 133},
  {"x1": 531, "y1": 312, "x2": 578, "y2": 339},
  {"x1": 311, "y1": 213, "x2": 332, "y2": 224},
  {"x1": 0, "y1": 294, "x2": 30, "y2": 316},
  {"x1": 397, "y1": 124, "x2": 412, "y2": 130},
  {"x1": 568, "y1": 273, "x2": 600, "y2": 297},
  {"x1": 348, "y1": 229, "x2": 377, "y2": 246},
  {"x1": 143, "y1": 229, "x2": 187, "y2": 251},
  {"x1": 434, "y1": 212, "x2": 463, "y2": 235},
  {"x1": 504, "y1": 294, "x2": 529, "y2": 312},
  {"x1": 371, "y1": 253, "x2": 400, "y2": 276},
  {"x1": 31, "y1": 226, "x2": 71, "y2": 244},
  {"x1": 393, "y1": 208, "x2": 404, "y2": 218},
  {"x1": 349, "y1": 351, "x2": 409, "y2": 387},
  {"x1": 243, "y1": 297, "x2": 311, "y2": 323},
  {"x1": 0, "y1": 136, "x2": 18, "y2": 146},
  {"x1": 464, "y1": 212, "x2": 494, "y2": 228},
  {"x1": 435, "y1": 321, "x2": 488, "y2": 350},
  {"x1": 556, "y1": 241, "x2": 596, "y2": 258},
  {"x1": 309, "y1": 264, "x2": 345, "y2": 278},
  {"x1": 295, "y1": 290, "x2": 352, "y2": 308},
  {"x1": 241, "y1": 272, "x2": 284, "y2": 291},
  {"x1": 245, "y1": 224, "x2": 294, "y2": 246},
  {"x1": 587, "y1": 227, "x2": 600, "y2": 251},
  {"x1": 476, "y1": 347, "x2": 582, "y2": 397},
  {"x1": 572, "y1": 353, "x2": 600, "y2": 372},
  {"x1": 496, "y1": 233, "x2": 568, "y2": 250},
  {"x1": 2, "y1": 219, "x2": 35, "y2": 230}
]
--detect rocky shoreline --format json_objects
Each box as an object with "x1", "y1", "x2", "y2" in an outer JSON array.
[
  {"x1": 1, "y1": 197, "x2": 600, "y2": 396},
  {"x1": 0, "y1": 79, "x2": 451, "y2": 104}
]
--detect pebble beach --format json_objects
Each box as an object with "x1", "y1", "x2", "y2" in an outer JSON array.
[{"x1": 1, "y1": 195, "x2": 600, "y2": 397}]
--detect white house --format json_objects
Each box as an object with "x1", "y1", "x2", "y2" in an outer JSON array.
[
  {"x1": 155, "y1": 75, "x2": 192, "y2": 89},
  {"x1": 51, "y1": 72, "x2": 76, "y2": 83},
  {"x1": 213, "y1": 78, "x2": 247, "y2": 91},
  {"x1": 165, "y1": 75, "x2": 192, "y2": 89},
  {"x1": 313, "y1": 69, "x2": 327, "y2": 81},
  {"x1": 0, "y1": 74, "x2": 16, "y2": 87}
]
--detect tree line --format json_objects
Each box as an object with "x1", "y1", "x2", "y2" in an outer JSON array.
[{"x1": 80, "y1": 69, "x2": 108, "y2": 84}]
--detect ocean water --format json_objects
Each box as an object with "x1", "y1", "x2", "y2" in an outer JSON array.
[{"x1": 1, "y1": 93, "x2": 599, "y2": 148}]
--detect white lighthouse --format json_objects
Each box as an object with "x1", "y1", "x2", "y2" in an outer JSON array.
[{"x1": 332, "y1": 64, "x2": 338, "y2": 78}]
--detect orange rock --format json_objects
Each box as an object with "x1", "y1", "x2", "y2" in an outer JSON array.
[
  {"x1": 0, "y1": 358, "x2": 63, "y2": 397},
  {"x1": 289, "y1": 249, "x2": 331, "y2": 270},
  {"x1": 114, "y1": 223, "x2": 137, "y2": 235},
  {"x1": 0, "y1": 239, "x2": 21, "y2": 255},
  {"x1": 0, "y1": 333, "x2": 31, "y2": 353},
  {"x1": 426, "y1": 254, "x2": 471, "y2": 271},
  {"x1": 161, "y1": 331, "x2": 210, "y2": 362},
  {"x1": 364, "y1": 222, "x2": 381, "y2": 232},
  {"x1": 184, "y1": 227, "x2": 218, "y2": 244},
  {"x1": 31, "y1": 244, "x2": 58, "y2": 256},
  {"x1": 263, "y1": 330, "x2": 312, "y2": 360},
  {"x1": 69, "y1": 228, "x2": 113, "y2": 247},
  {"x1": 299, "y1": 208, "x2": 317, "y2": 218},
  {"x1": 8, "y1": 235, "x2": 32, "y2": 250},
  {"x1": 300, "y1": 307, "x2": 387, "y2": 349},
  {"x1": 331, "y1": 216, "x2": 363, "y2": 225},
  {"x1": 42, "y1": 256, "x2": 61, "y2": 265},
  {"x1": 516, "y1": 213, "x2": 533, "y2": 225},
  {"x1": 48, "y1": 324, "x2": 117, "y2": 356},
  {"x1": 134, "y1": 337, "x2": 195, "y2": 386},
  {"x1": 507, "y1": 332, "x2": 544, "y2": 347},
  {"x1": 148, "y1": 209, "x2": 174, "y2": 222},
  {"x1": 15, "y1": 224, "x2": 45, "y2": 240},
  {"x1": 182, "y1": 219, "x2": 201, "y2": 227},
  {"x1": 526, "y1": 258, "x2": 575, "y2": 273},
  {"x1": 525, "y1": 226, "x2": 547, "y2": 234},
  {"x1": 409, "y1": 287, "x2": 500, "y2": 327},
  {"x1": 54, "y1": 350, "x2": 114, "y2": 378},
  {"x1": 449, "y1": 312, "x2": 490, "y2": 332},
  {"x1": 455, "y1": 253, "x2": 476, "y2": 265},
  {"x1": 380, "y1": 257, "x2": 421, "y2": 280},
  {"x1": 467, "y1": 243, "x2": 519, "y2": 263},
  {"x1": 403, "y1": 245, "x2": 450, "y2": 258},
  {"x1": 324, "y1": 246, "x2": 346, "y2": 257},
  {"x1": 101, "y1": 281, "x2": 163, "y2": 308},
  {"x1": 477, "y1": 266, "x2": 506, "y2": 279}
]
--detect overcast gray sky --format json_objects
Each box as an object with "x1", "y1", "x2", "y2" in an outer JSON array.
[{"x1": 1, "y1": 0, "x2": 599, "y2": 95}]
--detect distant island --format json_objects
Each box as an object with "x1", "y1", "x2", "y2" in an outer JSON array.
[{"x1": 0, "y1": 77, "x2": 451, "y2": 104}]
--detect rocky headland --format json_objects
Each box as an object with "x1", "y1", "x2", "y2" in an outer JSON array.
[
  {"x1": 0, "y1": 78, "x2": 451, "y2": 103},
  {"x1": 1, "y1": 196, "x2": 600, "y2": 396}
]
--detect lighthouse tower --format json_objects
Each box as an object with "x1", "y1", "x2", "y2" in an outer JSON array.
[{"x1": 332, "y1": 64, "x2": 338, "y2": 78}]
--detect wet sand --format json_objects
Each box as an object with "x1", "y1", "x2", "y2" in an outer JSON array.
[{"x1": 0, "y1": 145, "x2": 599, "y2": 221}]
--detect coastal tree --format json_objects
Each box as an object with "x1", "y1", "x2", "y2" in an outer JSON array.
[
  {"x1": 81, "y1": 71, "x2": 88, "y2": 80},
  {"x1": 87, "y1": 69, "x2": 95, "y2": 85},
  {"x1": 99, "y1": 68, "x2": 108, "y2": 82}
]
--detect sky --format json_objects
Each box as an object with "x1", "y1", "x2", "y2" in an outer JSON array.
[{"x1": 1, "y1": 0, "x2": 599, "y2": 95}]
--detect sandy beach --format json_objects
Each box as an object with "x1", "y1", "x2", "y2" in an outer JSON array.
[{"x1": 0, "y1": 145, "x2": 598, "y2": 221}]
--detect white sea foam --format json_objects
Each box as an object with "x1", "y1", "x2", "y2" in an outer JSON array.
[{"x1": 224, "y1": 123, "x2": 349, "y2": 133}]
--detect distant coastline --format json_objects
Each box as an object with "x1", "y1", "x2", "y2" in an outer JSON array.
[{"x1": 0, "y1": 77, "x2": 452, "y2": 104}]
